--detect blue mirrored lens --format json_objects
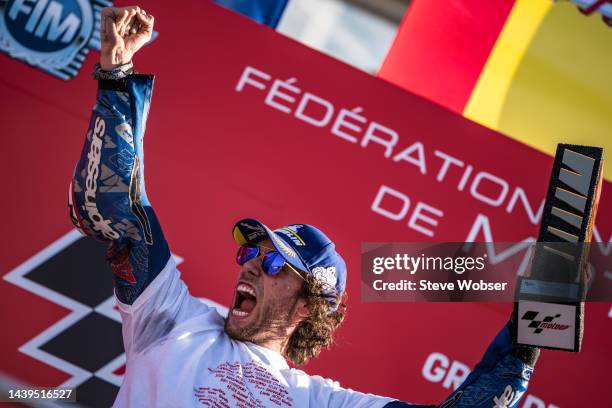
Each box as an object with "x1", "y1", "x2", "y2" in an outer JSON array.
[
  {"x1": 236, "y1": 245, "x2": 259, "y2": 265},
  {"x1": 262, "y1": 251, "x2": 285, "y2": 276}
]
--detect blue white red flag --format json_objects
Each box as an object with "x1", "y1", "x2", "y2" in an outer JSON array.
[{"x1": 213, "y1": 0, "x2": 289, "y2": 28}]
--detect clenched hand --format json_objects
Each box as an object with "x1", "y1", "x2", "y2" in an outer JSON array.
[{"x1": 100, "y1": 6, "x2": 154, "y2": 71}]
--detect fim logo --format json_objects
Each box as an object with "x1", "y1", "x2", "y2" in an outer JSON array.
[
  {"x1": 0, "y1": 0, "x2": 157, "y2": 80},
  {"x1": 521, "y1": 311, "x2": 570, "y2": 334}
]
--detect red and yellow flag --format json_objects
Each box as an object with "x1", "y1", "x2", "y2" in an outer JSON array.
[{"x1": 379, "y1": 0, "x2": 612, "y2": 180}]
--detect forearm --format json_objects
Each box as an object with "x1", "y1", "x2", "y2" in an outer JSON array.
[
  {"x1": 386, "y1": 321, "x2": 538, "y2": 408},
  {"x1": 69, "y1": 70, "x2": 170, "y2": 304},
  {"x1": 438, "y1": 321, "x2": 537, "y2": 408}
]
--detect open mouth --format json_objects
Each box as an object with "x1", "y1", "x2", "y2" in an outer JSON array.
[{"x1": 231, "y1": 283, "x2": 258, "y2": 318}]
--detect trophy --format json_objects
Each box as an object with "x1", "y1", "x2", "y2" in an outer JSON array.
[{"x1": 514, "y1": 144, "x2": 604, "y2": 351}]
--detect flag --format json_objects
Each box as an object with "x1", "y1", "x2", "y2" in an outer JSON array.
[
  {"x1": 213, "y1": 0, "x2": 289, "y2": 28},
  {"x1": 379, "y1": 0, "x2": 612, "y2": 180}
]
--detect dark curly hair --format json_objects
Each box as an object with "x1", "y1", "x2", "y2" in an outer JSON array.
[{"x1": 284, "y1": 273, "x2": 346, "y2": 366}]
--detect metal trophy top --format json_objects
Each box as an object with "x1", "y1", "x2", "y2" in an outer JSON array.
[{"x1": 514, "y1": 144, "x2": 603, "y2": 352}]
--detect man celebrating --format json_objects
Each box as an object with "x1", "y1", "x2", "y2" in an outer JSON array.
[{"x1": 69, "y1": 6, "x2": 539, "y2": 407}]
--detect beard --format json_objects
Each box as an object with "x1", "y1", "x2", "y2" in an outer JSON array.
[{"x1": 225, "y1": 293, "x2": 300, "y2": 344}]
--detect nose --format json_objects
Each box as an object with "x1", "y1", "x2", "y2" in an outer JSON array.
[{"x1": 241, "y1": 257, "x2": 263, "y2": 278}]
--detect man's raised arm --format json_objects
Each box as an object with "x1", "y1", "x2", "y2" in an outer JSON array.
[
  {"x1": 68, "y1": 6, "x2": 171, "y2": 305},
  {"x1": 383, "y1": 320, "x2": 539, "y2": 408}
]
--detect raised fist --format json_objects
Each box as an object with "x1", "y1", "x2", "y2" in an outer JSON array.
[{"x1": 99, "y1": 6, "x2": 154, "y2": 71}]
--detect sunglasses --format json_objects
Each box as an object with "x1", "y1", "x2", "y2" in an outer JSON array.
[{"x1": 236, "y1": 244, "x2": 305, "y2": 281}]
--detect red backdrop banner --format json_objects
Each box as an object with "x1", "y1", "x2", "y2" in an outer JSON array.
[{"x1": 1, "y1": 2, "x2": 610, "y2": 407}]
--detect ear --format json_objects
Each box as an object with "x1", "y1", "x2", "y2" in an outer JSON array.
[{"x1": 292, "y1": 297, "x2": 309, "y2": 322}]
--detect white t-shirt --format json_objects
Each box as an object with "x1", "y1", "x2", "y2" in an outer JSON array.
[{"x1": 114, "y1": 257, "x2": 394, "y2": 408}]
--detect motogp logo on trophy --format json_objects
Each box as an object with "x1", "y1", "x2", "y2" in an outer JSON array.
[
  {"x1": 0, "y1": 0, "x2": 111, "y2": 79},
  {"x1": 521, "y1": 311, "x2": 570, "y2": 334}
]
